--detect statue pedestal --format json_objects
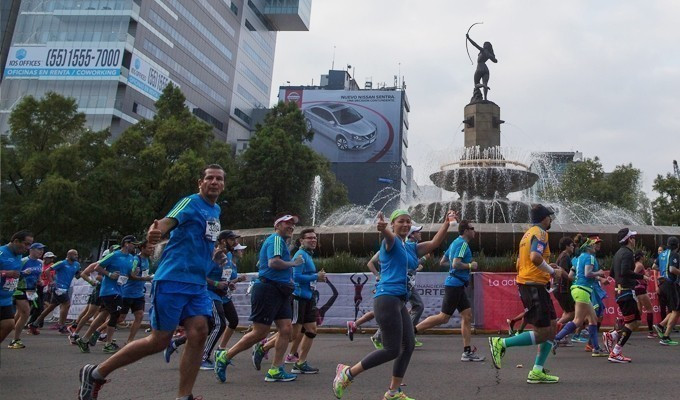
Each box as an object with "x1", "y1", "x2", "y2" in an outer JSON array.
[{"x1": 463, "y1": 102, "x2": 502, "y2": 150}]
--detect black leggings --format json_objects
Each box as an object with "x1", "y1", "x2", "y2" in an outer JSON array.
[
  {"x1": 223, "y1": 300, "x2": 239, "y2": 330},
  {"x1": 360, "y1": 295, "x2": 415, "y2": 378}
]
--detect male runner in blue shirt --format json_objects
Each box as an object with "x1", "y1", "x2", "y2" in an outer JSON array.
[
  {"x1": 0, "y1": 230, "x2": 33, "y2": 344},
  {"x1": 31, "y1": 248, "x2": 80, "y2": 334}
]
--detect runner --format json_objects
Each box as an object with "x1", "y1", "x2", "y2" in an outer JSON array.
[
  {"x1": 78, "y1": 164, "x2": 225, "y2": 400},
  {"x1": 488, "y1": 204, "x2": 562, "y2": 384},
  {"x1": 27, "y1": 251, "x2": 56, "y2": 327},
  {"x1": 76, "y1": 236, "x2": 137, "y2": 354},
  {"x1": 216, "y1": 242, "x2": 247, "y2": 351},
  {"x1": 632, "y1": 250, "x2": 656, "y2": 338},
  {"x1": 553, "y1": 237, "x2": 575, "y2": 347},
  {"x1": 602, "y1": 228, "x2": 647, "y2": 362},
  {"x1": 8, "y1": 242, "x2": 44, "y2": 349},
  {"x1": 119, "y1": 240, "x2": 154, "y2": 345},
  {"x1": 651, "y1": 236, "x2": 680, "y2": 345},
  {"x1": 552, "y1": 238, "x2": 607, "y2": 357},
  {"x1": 414, "y1": 220, "x2": 485, "y2": 361},
  {"x1": 30, "y1": 249, "x2": 80, "y2": 334},
  {"x1": 68, "y1": 261, "x2": 104, "y2": 345},
  {"x1": 0, "y1": 230, "x2": 34, "y2": 344},
  {"x1": 214, "y1": 215, "x2": 303, "y2": 383},
  {"x1": 332, "y1": 209, "x2": 457, "y2": 400}
]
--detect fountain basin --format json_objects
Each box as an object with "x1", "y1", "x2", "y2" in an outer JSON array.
[{"x1": 430, "y1": 167, "x2": 539, "y2": 198}]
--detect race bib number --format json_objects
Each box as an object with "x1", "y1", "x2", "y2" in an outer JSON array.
[
  {"x1": 117, "y1": 275, "x2": 128, "y2": 285},
  {"x1": 205, "y1": 219, "x2": 220, "y2": 242},
  {"x1": 26, "y1": 291, "x2": 37, "y2": 301},
  {"x1": 310, "y1": 281, "x2": 317, "y2": 291},
  {"x1": 141, "y1": 270, "x2": 149, "y2": 278},
  {"x1": 54, "y1": 288, "x2": 67, "y2": 296},
  {"x1": 2, "y1": 278, "x2": 18, "y2": 292},
  {"x1": 222, "y1": 268, "x2": 232, "y2": 280}
]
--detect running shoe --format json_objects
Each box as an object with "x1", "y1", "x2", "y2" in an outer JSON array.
[
  {"x1": 653, "y1": 324, "x2": 665, "y2": 338},
  {"x1": 58, "y1": 325, "x2": 70, "y2": 334},
  {"x1": 252, "y1": 342, "x2": 266, "y2": 370},
  {"x1": 601, "y1": 331, "x2": 613, "y2": 353},
  {"x1": 527, "y1": 369, "x2": 559, "y2": 384},
  {"x1": 78, "y1": 364, "x2": 108, "y2": 400},
  {"x1": 571, "y1": 333, "x2": 587, "y2": 343},
  {"x1": 291, "y1": 361, "x2": 319, "y2": 374},
  {"x1": 214, "y1": 350, "x2": 232, "y2": 383},
  {"x1": 98, "y1": 333, "x2": 108, "y2": 342},
  {"x1": 414, "y1": 338, "x2": 423, "y2": 348},
  {"x1": 199, "y1": 360, "x2": 215, "y2": 370},
  {"x1": 8, "y1": 339, "x2": 25, "y2": 349},
  {"x1": 557, "y1": 338, "x2": 573, "y2": 347},
  {"x1": 506, "y1": 318, "x2": 515, "y2": 336},
  {"x1": 370, "y1": 336, "x2": 383, "y2": 350},
  {"x1": 384, "y1": 388, "x2": 415, "y2": 400},
  {"x1": 461, "y1": 348, "x2": 485, "y2": 362},
  {"x1": 69, "y1": 334, "x2": 80, "y2": 345},
  {"x1": 76, "y1": 337, "x2": 91, "y2": 353},
  {"x1": 488, "y1": 337, "x2": 505, "y2": 369},
  {"x1": 285, "y1": 353, "x2": 299, "y2": 364},
  {"x1": 607, "y1": 352, "x2": 631, "y2": 363},
  {"x1": 28, "y1": 324, "x2": 40, "y2": 335},
  {"x1": 659, "y1": 337, "x2": 679, "y2": 346},
  {"x1": 584, "y1": 344, "x2": 593, "y2": 352},
  {"x1": 647, "y1": 331, "x2": 658, "y2": 339},
  {"x1": 332, "y1": 364, "x2": 352, "y2": 399},
  {"x1": 89, "y1": 332, "x2": 101, "y2": 347},
  {"x1": 346, "y1": 321, "x2": 356, "y2": 341},
  {"x1": 102, "y1": 342, "x2": 120, "y2": 354},
  {"x1": 264, "y1": 366, "x2": 297, "y2": 382},
  {"x1": 68, "y1": 324, "x2": 78, "y2": 335},
  {"x1": 164, "y1": 340, "x2": 178, "y2": 363},
  {"x1": 591, "y1": 348, "x2": 608, "y2": 357}
]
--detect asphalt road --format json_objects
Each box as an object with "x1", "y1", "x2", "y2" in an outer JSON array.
[{"x1": 1, "y1": 328, "x2": 678, "y2": 399}]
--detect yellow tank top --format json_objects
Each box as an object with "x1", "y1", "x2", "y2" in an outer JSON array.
[{"x1": 516, "y1": 225, "x2": 551, "y2": 284}]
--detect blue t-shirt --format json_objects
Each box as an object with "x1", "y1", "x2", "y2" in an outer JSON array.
[
  {"x1": 375, "y1": 237, "x2": 418, "y2": 298},
  {"x1": 0, "y1": 245, "x2": 23, "y2": 306},
  {"x1": 154, "y1": 193, "x2": 221, "y2": 286},
  {"x1": 293, "y1": 248, "x2": 318, "y2": 300},
  {"x1": 574, "y1": 252, "x2": 599, "y2": 289},
  {"x1": 445, "y1": 237, "x2": 472, "y2": 287},
  {"x1": 258, "y1": 233, "x2": 293, "y2": 284},
  {"x1": 51, "y1": 259, "x2": 80, "y2": 290},
  {"x1": 121, "y1": 256, "x2": 149, "y2": 299},
  {"x1": 99, "y1": 250, "x2": 135, "y2": 297},
  {"x1": 19, "y1": 257, "x2": 43, "y2": 290}
]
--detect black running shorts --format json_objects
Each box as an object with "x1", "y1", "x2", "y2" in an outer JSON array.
[
  {"x1": 291, "y1": 296, "x2": 317, "y2": 325},
  {"x1": 0, "y1": 305, "x2": 14, "y2": 320},
  {"x1": 553, "y1": 290, "x2": 575, "y2": 313},
  {"x1": 249, "y1": 280, "x2": 293, "y2": 325},
  {"x1": 518, "y1": 283, "x2": 556, "y2": 328},
  {"x1": 441, "y1": 286, "x2": 471, "y2": 316},
  {"x1": 616, "y1": 292, "x2": 641, "y2": 323},
  {"x1": 100, "y1": 295, "x2": 123, "y2": 314},
  {"x1": 120, "y1": 297, "x2": 145, "y2": 314},
  {"x1": 659, "y1": 281, "x2": 680, "y2": 312}
]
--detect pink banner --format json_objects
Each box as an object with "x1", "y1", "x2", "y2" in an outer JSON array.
[{"x1": 474, "y1": 272, "x2": 663, "y2": 331}]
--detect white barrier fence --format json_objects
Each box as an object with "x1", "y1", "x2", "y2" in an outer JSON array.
[{"x1": 64, "y1": 272, "x2": 464, "y2": 328}]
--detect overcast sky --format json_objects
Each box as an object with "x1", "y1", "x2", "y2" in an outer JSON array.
[{"x1": 270, "y1": 0, "x2": 680, "y2": 197}]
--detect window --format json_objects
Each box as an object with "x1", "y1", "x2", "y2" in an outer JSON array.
[
  {"x1": 245, "y1": 19, "x2": 256, "y2": 31},
  {"x1": 166, "y1": 0, "x2": 235, "y2": 58},
  {"x1": 239, "y1": 63, "x2": 269, "y2": 95},
  {"x1": 230, "y1": 2, "x2": 239, "y2": 15},
  {"x1": 333, "y1": 107, "x2": 362, "y2": 125},
  {"x1": 133, "y1": 102, "x2": 155, "y2": 119},
  {"x1": 234, "y1": 108, "x2": 252, "y2": 125},
  {"x1": 311, "y1": 107, "x2": 333, "y2": 122},
  {"x1": 247, "y1": 0, "x2": 275, "y2": 30},
  {"x1": 193, "y1": 108, "x2": 224, "y2": 131}
]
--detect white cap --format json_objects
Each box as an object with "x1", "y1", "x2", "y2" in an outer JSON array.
[
  {"x1": 234, "y1": 244, "x2": 247, "y2": 250},
  {"x1": 408, "y1": 225, "x2": 423, "y2": 237},
  {"x1": 43, "y1": 252, "x2": 56, "y2": 258},
  {"x1": 274, "y1": 215, "x2": 299, "y2": 227}
]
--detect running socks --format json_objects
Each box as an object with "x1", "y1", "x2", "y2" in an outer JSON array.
[
  {"x1": 503, "y1": 331, "x2": 535, "y2": 348},
  {"x1": 615, "y1": 326, "x2": 632, "y2": 353},
  {"x1": 91, "y1": 367, "x2": 105, "y2": 380},
  {"x1": 587, "y1": 325, "x2": 600, "y2": 349},
  {"x1": 554, "y1": 321, "x2": 577, "y2": 341},
  {"x1": 533, "y1": 341, "x2": 552, "y2": 372}
]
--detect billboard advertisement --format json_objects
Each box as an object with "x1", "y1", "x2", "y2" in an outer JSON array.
[
  {"x1": 3, "y1": 45, "x2": 122, "y2": 79},
  {"x1": 280, "y1": 89, "x2": 403, "y2": 163},
  {"x1": 128, "y1": 50, "x2": 177, "y2": 101}
]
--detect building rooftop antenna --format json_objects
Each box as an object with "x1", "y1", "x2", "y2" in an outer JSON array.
[{"x1": 331, "y1": 45, "x2": 336, "y2": 70}]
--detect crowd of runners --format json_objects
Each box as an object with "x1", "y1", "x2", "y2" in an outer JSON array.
[{"x1": 1, "y1": 164, "x2": 678, "y2": 400}]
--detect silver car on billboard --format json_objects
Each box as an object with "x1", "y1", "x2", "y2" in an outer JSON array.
[{"x1": 303, "y1": 103, "x2": 377, "y2": 150}]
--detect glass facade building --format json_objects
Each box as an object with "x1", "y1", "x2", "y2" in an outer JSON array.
[{"x1": 0, "y1": 0, "x2": 311, "y2": 147}]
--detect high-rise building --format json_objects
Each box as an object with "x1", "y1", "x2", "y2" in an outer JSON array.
[
  {"x1": 0, "y1": 0, "x2": 21, "y2": 84},
  {"x1": 0, "y1": 0, "x2": 311, "y2": 147},
  {"x1": 279, "y1": 69, "x2": 411, "y2": 210}
]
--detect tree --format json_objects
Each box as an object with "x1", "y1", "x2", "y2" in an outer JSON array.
[
  {"x1": 652, "y1": 173, "x2": 680, "y2": 226},
  {"x1": 229, "y1": 101, "x2": 347, "y2": 228}
]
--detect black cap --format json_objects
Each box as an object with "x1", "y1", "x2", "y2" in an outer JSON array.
[
  {"x1": 530, "y1": 204, "x2": 554, "y2": 224},
  {"x1": 121, "y1": 235, "x2": 140, "y2": 245},
  {"x1": 668, "y1": 236, "x2": 679, "y2": 250},
  {"x1": 218, "y1": 230, "x2": 241, "y2": 241}
]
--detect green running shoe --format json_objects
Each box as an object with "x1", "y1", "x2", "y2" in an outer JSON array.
[
  {"x1": 76, "y1": 337, "x2": 90, "y2": 353},
  {"x1": 332, "y1": 364, "x2": 352, "y2": 399},
  {"x1": 384, "y1": 388, "x2": 415, "y2": 399},
  {"x1": 252, "y1": 342, "x2": 266, "y2": 371},
  {"x1": 660, "y1": 337, "x2": 679, "y2": 346},
  {"x1": 527, "y1": 369, "x2": 559, "y2": 384},
  {"x1": 488, "y1": 337, "x2": 505, "y2": 369},
  {"x1": 103, "y1": 342, "x2": 120, "y2": 354},
  {"x1": 264, "y1": 366, "x2": 297, "y2": 382},
  {"x1": 214, "y1": 350, "x2": 233, "y2": 383},
  {"x1": 414, "y1": 338, "x2": 423, "y2": 348},
  {"x1": 370, "y1": 336, "x2": 383, "y2": 350}
]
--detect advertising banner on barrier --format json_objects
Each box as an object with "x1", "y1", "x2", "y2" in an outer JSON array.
[
  {"x1": 4, "y1": 45, "x2": 123, "y2": 79},
  {"x1": 474, "y1": 272, "x2": 663, "y2": 331}
]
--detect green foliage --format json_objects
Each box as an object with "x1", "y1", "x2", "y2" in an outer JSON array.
[
  {"x1": 315, "y1": 252, "x2": 368, "y2": 273},
  {"x1": 652, "y1": 173, "x2": 680, "y2": 226}
]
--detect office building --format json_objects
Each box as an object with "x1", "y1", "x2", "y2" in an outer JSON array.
[{"x1": 0, "y1": 0, "x2": 311, "y2": 147}]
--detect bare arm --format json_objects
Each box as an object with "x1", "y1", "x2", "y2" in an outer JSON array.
[
  {"x1": 268, "y1": 255, "x2": 303, "y2": 270},
  {"x1": 376, "y1": 212, "x2": 395, "y2": 252},
  {"x1": 453, "y1": 258, "x2": 476, "y2": 270},
  {"x1": 416, "y1": 211, "x2": 456, "y2": 257},
  {"x1": 585, "y1": 264, "x2": 605, "y2": 278},
  {"x1": 80, "y1": 262, "x2": 99, "y2": 285},
  {"x1": 366, "y1": 253, "x2": 380, "y2": 277},
  {"x1": 439, "y1": 255, "x2": 449, "y2": 267},
  {"x1": 147, "y1": 218, "x2": 178, "y2": 244}
]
